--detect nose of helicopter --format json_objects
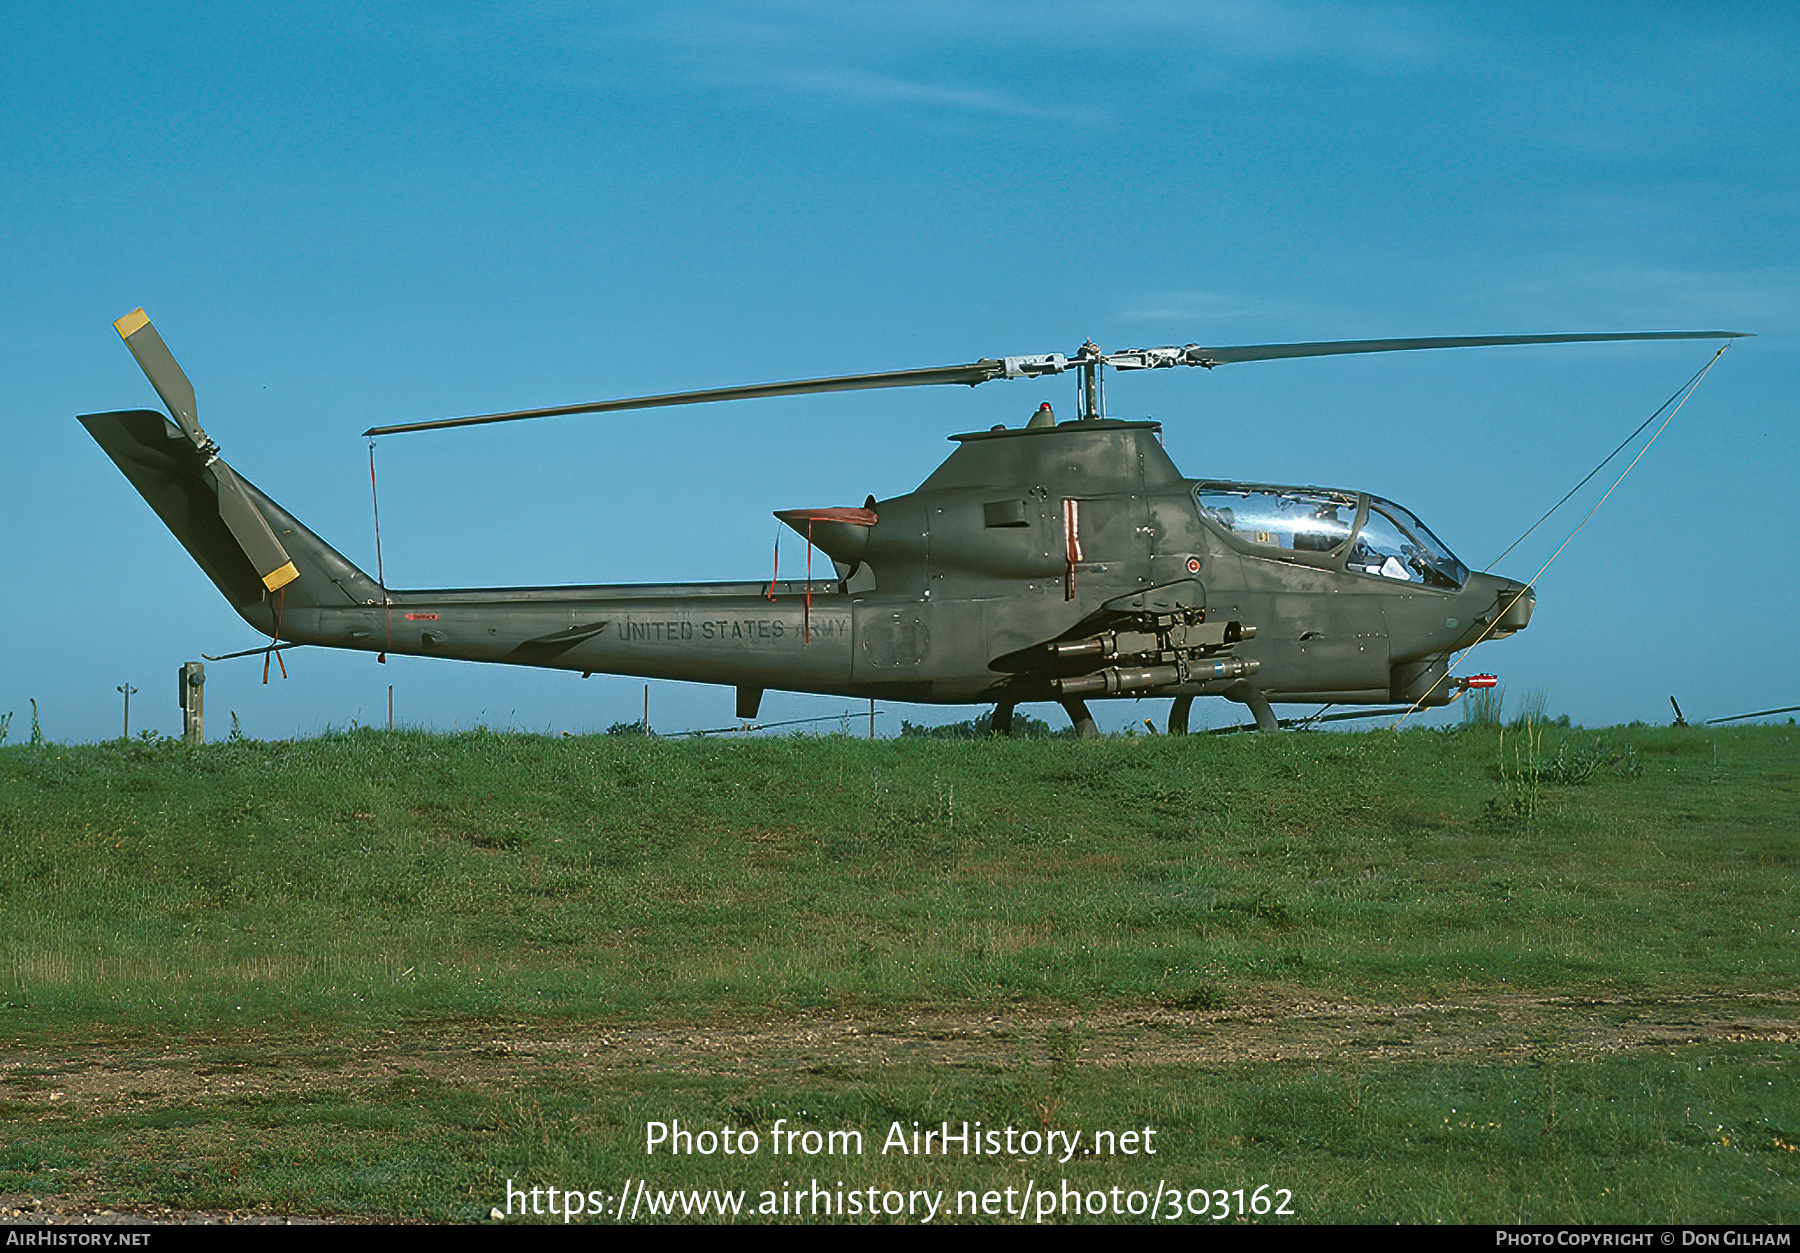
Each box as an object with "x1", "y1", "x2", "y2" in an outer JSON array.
[
  {"x1": 1456, "y1": 573, "x2": 1534, "y2": 645},
  {"x1": 1490, "y1": 580, "x2": 1534, "y2": 636}
]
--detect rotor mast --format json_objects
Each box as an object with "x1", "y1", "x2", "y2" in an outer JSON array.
[{"x1": 1076, "y1": 340, "x2": 1104, "y2": 420}]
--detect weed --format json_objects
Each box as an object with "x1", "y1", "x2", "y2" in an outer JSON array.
[
  {"x1": 1489, "y1": 720, "x2": 1548, "y2": 823},
  {"x1": 1509, "y1": 688, "x2": 1549, "y2": 731},
  {"x1": 0, "y1": 710, "x2": 10, "y2": 745},
  {"x1": 1612, "y1": 742, "x2": 1642, "y2": 778},
  {"x1": 1162, "y1": 983, "x2": 1226, "y2": 1011},
  {"x1": 28, "y1": 698, "x2": 43, "y2": 747},
  {"x1": 1540, "y1": 740, "x2": 1606, "y2": 785},
  {"x1": 1461, "y1": 686, "x2": 1504, "y2": 727},
  {"x1": 1487, "y1": 725, "x2": 1635, "y2": 823}
]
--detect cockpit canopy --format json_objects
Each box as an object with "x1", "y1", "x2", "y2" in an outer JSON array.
[{"x1": 1193, "y1": 483, "x2": 1470, "y2": 590}]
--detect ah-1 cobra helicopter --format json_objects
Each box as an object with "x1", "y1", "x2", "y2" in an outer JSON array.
[{"x1": 83, "y1": 312, "x2": 1744, "y2": 735}]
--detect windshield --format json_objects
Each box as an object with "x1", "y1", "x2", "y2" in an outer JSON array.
[
  {"x1": 1349, "y1": 497, "x2": 1469, "y2": 590},
  {"x1": 1195, "y1": 483, "x2": 1469, "y2": 590}
]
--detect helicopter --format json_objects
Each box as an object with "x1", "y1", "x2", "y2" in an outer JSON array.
[{"x1": 83, "y1": 312, "x2": 1745, "y2": 736}]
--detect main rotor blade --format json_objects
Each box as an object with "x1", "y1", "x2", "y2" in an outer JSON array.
[
  {"x1": 1113, "y1": 330, "x2": 1748, "y2": 370},
  {"x1": 365, "y1": 328, "x2": 1749, "y2": 438},
  {"x1": 1704, "y1": 704, "x2": 1800, "y2": 726},
  {"x1": 364, "y1": 360, "x2": 1023, "y2": 436},
  {"x1": 114, "y1": 309, "x2": 210, "y2": 449},
  {"x1": 211, "y1": 460, "x2": 298, "y2": 592}
]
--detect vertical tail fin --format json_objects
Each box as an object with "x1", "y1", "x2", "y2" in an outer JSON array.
[
  {"x1": 84, "y1": 309, "x2": 383, "y2": 629},
  {"x1": 80, "y1": 408, "x2": 382, "y2": 619}
]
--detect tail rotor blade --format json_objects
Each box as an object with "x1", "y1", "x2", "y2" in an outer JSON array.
[
  {"x1": 212, "y1": 460, "x2": 298, "y2": 592},
  {"x1": 110, "y1": 309, "x2": 295, "y2": 592},
  {"x1": 114, "y1": 309, "x2": 210, "y2": 450}
]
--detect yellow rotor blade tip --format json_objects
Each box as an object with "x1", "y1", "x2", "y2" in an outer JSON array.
[{"x1": 114, "y1": 308, "x2": 150, "y2": 339}]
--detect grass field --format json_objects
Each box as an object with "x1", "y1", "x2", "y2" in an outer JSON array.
[{"x1": 1, "y1": 722, "x2": 1795, "y2": 1223}]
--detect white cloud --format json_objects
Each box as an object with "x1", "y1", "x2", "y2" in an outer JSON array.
[
  {"x1": 345, "y1": 0, "x2": 1464, "y2": 125},
  {"x1": 772, "y1": 66, "x2": 1102, "y2": 123}
]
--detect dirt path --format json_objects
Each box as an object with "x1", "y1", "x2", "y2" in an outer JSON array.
[
  {"x1": 9, "y1": 990, "x2": 1796, "y2": 1109},
  {"x1": 4, "y1": 991, "x2": 1793, "y2": 1224}
]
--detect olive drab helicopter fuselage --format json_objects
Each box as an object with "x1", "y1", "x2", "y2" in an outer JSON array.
[{"x1": 83, "y1": 316, "x2": 1745, "y2": 735}]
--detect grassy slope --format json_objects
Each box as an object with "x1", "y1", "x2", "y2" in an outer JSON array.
[{"x1": 1, "y1": 725, "x2": 1795, "y2": 1222}]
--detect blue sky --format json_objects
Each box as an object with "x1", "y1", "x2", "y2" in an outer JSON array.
[{"x1": 4, "y1": 2, "x2": 1794, "y2": 741}]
